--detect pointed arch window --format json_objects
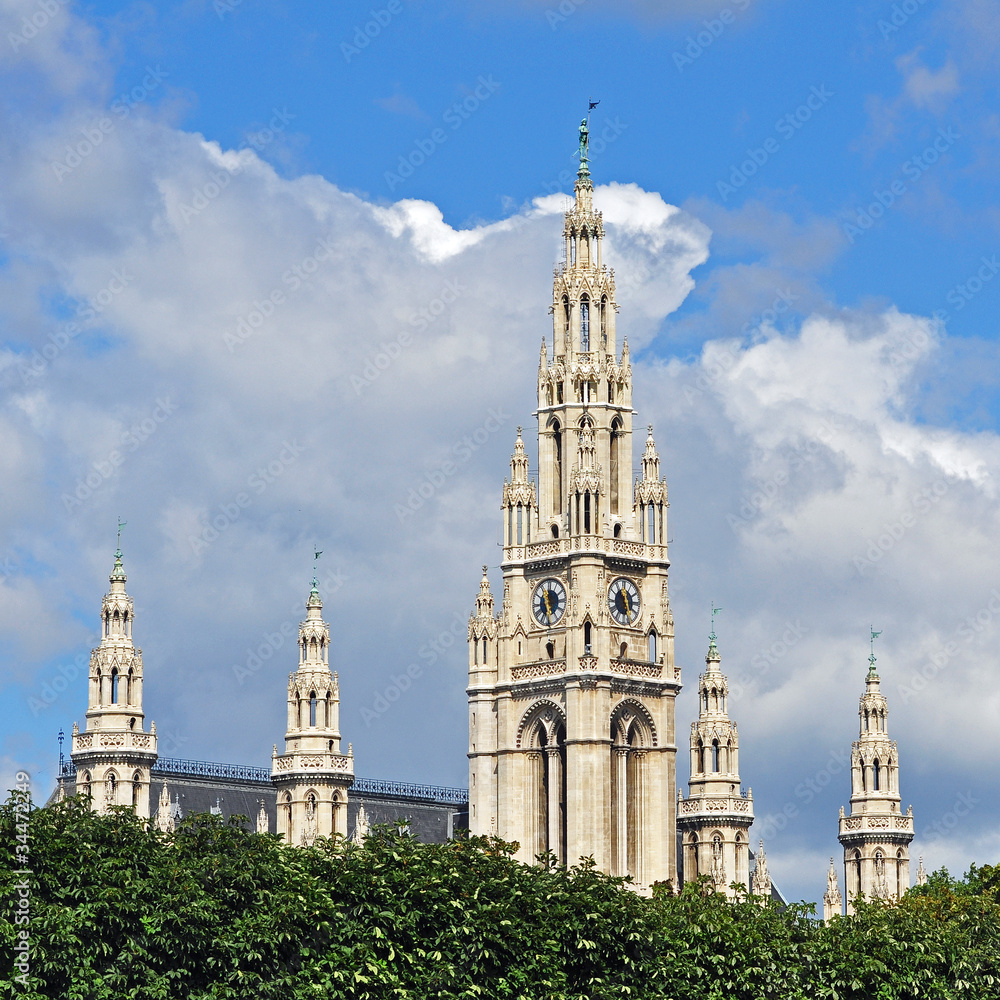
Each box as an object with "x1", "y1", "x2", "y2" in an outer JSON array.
[
  {"x1": 712, "y1": 740, "x2": 720, "y2": 772},
  {"x1": 584, "y1": 620, "x2": 592, "y2": 652},
  {"x1": 132, "y1": 772, "x2": 142, "y2": 808},
  {"x1": 546, "y1": 641, "x2": 555, "y2": 660},
  {"x1": 482, "y1": 637, "x2": 487, "y2": 663},
  {"x1": 647, "y1": 630, "x2": 657, "y2": 663},
  {"x1": 580, "y1": 296, "x2": 590, "y2": 351},
  {"x1": 610, "y1": 417, "x2": 621, "y2": 514},
  {"x1": 601, "y1": 295, "x2": 608, "y2": 347},
  {"x1": 552, "y1": 419, "x2": 563, "y2": 514},
  {"x1": 111, "y1": 668, "x2": 119, "y2": 705},
  {"x1": 309, "y1": 692, "x2": 317, "y2": 727},
  {"x1": 562, "y1": 295, "x2": 570, "y2": 336},
  {"x1": 873, "y1": 759, "x2": 881, "y2": 791}
]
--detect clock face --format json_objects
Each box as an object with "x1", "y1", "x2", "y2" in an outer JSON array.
[
  {"x1": 532, "y1": 578, "x2": 567, "y2": 627},
  {"x1": 608, "y1": 577, "x2": 641, "y2": 626}
]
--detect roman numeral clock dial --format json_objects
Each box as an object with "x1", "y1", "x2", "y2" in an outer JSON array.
[
  {"x1": 607, "y1": 577, "x2": 641, "y2": 626},
  {"x1": 532, "y1": 578, "x2": 566, "y2": 627}
]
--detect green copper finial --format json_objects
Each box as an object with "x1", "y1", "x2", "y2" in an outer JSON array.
[
  {"x1": 311, "y1": 549, "x2": 323, "y2": 592},
  {"x1": 575, "y1": 116, "x2": 590, "y2": 178},
  {"x1": 708, "y1": 602, "x2": 723, "y2": 655},
  {"x1": 868, "y1": 626, "x2": 882, "y2": 674}
]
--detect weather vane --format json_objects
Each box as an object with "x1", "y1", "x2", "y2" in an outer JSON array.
[
  {"x1": 710, "y1": 602, "x2": 723, "y2": 642},
  {"x1": 869, "y1": 626, "x2": 882, "y2": 673},
  {"x1": 116, "y1": 516, "x2": 127, "y2": 554},
  {"x1": 312, "y1": 548, "x2": 323, "y2": 584}
]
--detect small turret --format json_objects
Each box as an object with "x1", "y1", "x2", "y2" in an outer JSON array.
[{"x1": 823, "y1": 857, "x2": 842, "y2": 921}]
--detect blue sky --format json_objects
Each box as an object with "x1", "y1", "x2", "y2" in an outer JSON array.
[{"x1": 1, "y1": 0, "x2": 998, "y2": 907}]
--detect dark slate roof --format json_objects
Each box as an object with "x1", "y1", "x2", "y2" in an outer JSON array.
[{"x1": 53, "y1": 758, "x2": 469, "y2": 846}]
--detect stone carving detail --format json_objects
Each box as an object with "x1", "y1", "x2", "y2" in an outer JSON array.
[
  {"x1": 76, "y1": 734, "x2": 93, "y2": 750},
  {"x1": 867, "y1": 816, "x2": 890, "y2": 829},
  {"x1": 609, "y1": 658, "x2": 662, "y2": 679},
  {"x1": 512, "y1": 659, "x2": 567, "y2": 681},
  {"x1": 612, "y1": 539, "x2": 645, "y2": 557},
  {"x1": 300, "y1": 755, "x2": 323, "y2": 768},
  {"x1": 101, "y1": 734, "x2": 125, "y2": 748},
  {"x1": 844, "y1": 817, "x2": 862, "y2": 830}
]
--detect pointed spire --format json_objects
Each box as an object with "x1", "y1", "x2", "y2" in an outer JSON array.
[
  {"x1": 539, "y1": 337, "x2": 548, "y2": 370},
  {"x1": 257, "y1": 800, "x2": 269, "y2": 834},
  {"x1": 510, "y1": 427, "x2": 530, "y2": 483},
  {"x1": 916, "y1": 856, "x2": 927, "y2": 886},
  {"x1": 641, "y1": 426, "x2": 660, "y2": 482},
  {"x1": 823, "y1": 857, "x2": 842, "y2": 921},
  {"x1": 475, "y1": 566, "x2": 495, "y2": 619},
  {"x1": 752, "y1": 840, "x2": 771, "y2": 898}
]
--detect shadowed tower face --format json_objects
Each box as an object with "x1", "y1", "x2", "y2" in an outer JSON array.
[
  {"x1": 467, "y1": 119, "x2": 681, "y2": 890},
  {"x1": 837, "y1": 641, "x2": 915, "y2": 915},
  {"x1": 70, "y1": 544, "x2": 158, "y2": 817}
]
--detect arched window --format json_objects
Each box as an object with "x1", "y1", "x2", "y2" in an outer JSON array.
[
  {"x1": 648, "y1": 630, "x2": 657, "y2": 662},
  {"x1": 861, "y1": 759, "x2": 866, "y2": 791},
  {"x1": 552, "y1": 419, "x2": 563, "y2": 514},
  {"x1": 580, "y1": 296, "x2": 590, "y2": 351},
  {"x1": 132, "y1": 772, "x2": 141, "y2": 807},
  {"x1": 562, "y1": 295, "x2": 570, "y2": 334},
  {"x1": 873, "y1": 759, "x2": 880, "y2": 791},
  {"x1": 126, "y1": 668, "x2": 133, "y2": 706},
  {"x1": 516, "y1": 503, "x2": 524, "y2": 544},
  {"x1": 111, "y1": 668, "x2": 119, "y2": 705},
  {"x1": 864, "y1": 710, "x2": 869, "y2": 731},
  {"x1": 613, "y1": 522, "x2": 622, "y2": 538},
  {"x1": 546, "y1": 641, "x2": 555, "y2": 660},
  {"x1": 703, "y1": 690, "x2": 709, "y2": 712},
  {"x1": 583, "y1": 492, "x2": 591, "y2": 533},
  {"x1": 551, "y1": 523, "x2": 559, "y2": 538},
  {"x1": 610, "y1": 418, "x2": 621, "y2": 514},
  {"x1": 309, "y1": 692, "x2": 317, "y2": 727},
  {"x1": 601, "y1": 295, "x2": 608, "y2": 346},
  {"x1": 584, "y1": 621, "x2": 592, "y2": 652},
  {"x1": 619, "y1": 641, "x2": 628, "y2": 658},
  {"x1": 283, "y1": 793, "x2": 292, "y2": 841},
  {"x1": 482, "y1": 637, "x2": 487, "y2": 662},
  {"x1": 697, "y1": 738, "x2": 705, "y2": 773},
  {"x1": 712, "y1": 740, "x2": 720, "y2": 772},
  {"x1": 81, "y1": 770, "x2": 91, "y2": 800},
  {"x1": 690, "y1": 834, "x2": 699, "y2": 878}
]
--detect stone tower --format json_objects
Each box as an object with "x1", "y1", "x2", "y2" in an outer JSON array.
[
  {"x1": 467, "y1": 119, "x2": 681, "y2": 890},
  {"x1": 271, "y1": 575, "x2": 354, "y2": 845},
  {"x1": 837, "y1": 643, "x2": 914, "y2": 913},
  {"x1": 71, "y1": 545, "x2": 157, "y2": 817},
  {"x1": 677, "y1": 629, "x2": 754, "y2": 896}
]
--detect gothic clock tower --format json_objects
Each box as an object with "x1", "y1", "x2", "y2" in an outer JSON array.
[{"x1": 468, "y1": 119, "x2": 681, "y2": 890}]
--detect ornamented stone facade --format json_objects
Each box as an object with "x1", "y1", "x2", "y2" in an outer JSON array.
[
  {"x1": 677, "y1": 634, "x2": 755, "y2": 896},
  {"x1": 467, "y1": 120, "x2": 681, "y2": 891},
  {"x1": 271, "y1": 577, "x2": 354, "y2": 845},
  {"x1": 836, "y1": 650, "x2": 914, "y2": 915},
  {"x1": 70, "y1": 547, "x2": 158, "y2": 818}
]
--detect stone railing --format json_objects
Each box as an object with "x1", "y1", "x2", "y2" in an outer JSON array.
[
  {"x1": 273, "y1": 752, "x2": 354, "y2": 774},
  {"x1": 503, "y1": 537, "x2": 669, "y2": 563},
  {"x1": 678, "y1": 794, "x2": 753, "y2": 816},
  {"x1": 511, "y1": 659, "x2": 567, "y2": 681},
  {"x1": 609, "y1": 658, "x2": 663, "y2": 680},
  {"x1": 840, "y1": 814, "x2": 914, "y2": 833},
  {"x1": 72, "y1": 730, "x2": 156, "y2": 754}
]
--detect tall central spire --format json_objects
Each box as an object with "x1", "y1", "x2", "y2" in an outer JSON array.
[{"x1": 468, "y1": 119, "x2": 681, "y2": 891}]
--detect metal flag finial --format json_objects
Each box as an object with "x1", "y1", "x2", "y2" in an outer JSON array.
[
  {"x1": 116, "y1": 516, "x2": 127, "y2": 555},
  {"x1": 710, "y1": 602, "x2": 723, "y2": 644},
  {"x1": 869, "y1": 626, "x2": 882, "y2": 673}
]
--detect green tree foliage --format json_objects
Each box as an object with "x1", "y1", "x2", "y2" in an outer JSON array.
[{"x1": 1, "y1": 795, "x2": 997, "y2": 999}]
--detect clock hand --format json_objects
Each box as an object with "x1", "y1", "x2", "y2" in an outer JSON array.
[
  {"x1": 543, "y1": 591, "x2": 553, "y2": 622},
  {"x1": 622, "y1": 591, "x2": 631, "y2": 616}
]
